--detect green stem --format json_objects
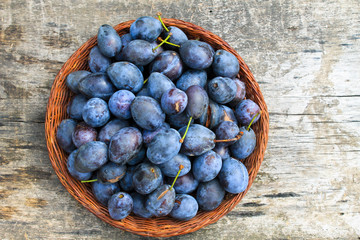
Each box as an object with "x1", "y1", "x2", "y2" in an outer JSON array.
[
  {"x1": 247, "y1": 111, "x2": 261, "y2": 131},
  {"x1": 81, "y1": 179, "x2": 97, "y2": 183},
  {"x1": 152, "y1": 33, "x2": 172, "y2": 53},
  {"x1": 163, "y1": 40, "x2": 180, "y2": 47},
  {"x1": 157, "y1": 12, "x2": 169, "y2": 32},
  {"x1": 214, "y1": 133, "x2": 242, "y2": 143},
  {"x1": 179, "y1": 116, "x2": 192, "y2": 143},
  {"x1": 157, "y1": 165, "x2": 184, "y2": 200},
  {"x1": 170, "y1": 165, "x2": 184, "y2": 191},
  {"x1": 143, "y1": 78, "x2": 148, "y2": 84}
]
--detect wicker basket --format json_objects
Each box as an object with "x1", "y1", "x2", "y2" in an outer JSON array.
[{"x1": 45, "y1": 18, "x2": 269, "y2": 237}]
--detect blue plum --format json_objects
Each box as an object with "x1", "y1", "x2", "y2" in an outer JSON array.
[
  {"x1": 67, "y1": 94, "x2": 87, "y2": 120},
  {"x1": 108, "y1": 127, "x2": 142, "y2": 165},
  {"x1": 218, "y1": 158, "x2": 249, "y2": 194},
  {"x1": 136, "y1": 87, "x2": 150, "y2": 97},
  {"x1": 107, "y1": 62, "x2": 144, "y2": 93},
  {"x1": 92, "y1": 180, "x2": 120, "y2": 206},
  {"x1": 161, "y1": 88, "x2": 188, "y2": 115},
  {"x1": 167, "y1": 171, "x2": 198, "y2": 194},
  {"x1": 192, "y1": 150, "x2": 222, "y2": 182},
  {"x1": 108, "y1": 192, "x2": 133, "y2": 220},
  {"x1": 230, "y1": 126, "x2": 256, "y2": 159},
  {"x1": 158, "y1": 153, "x2": 191, "y2": 177},
  {"x1": 150, "y1": 41, "x2": 164, "y2": 55},
  {"x1": 170, "y1": 194, "x2": 198, "y2": 221},
  {"x1": 207, "y1": 77, "x2": 237, "y2": 104},
  {"x1": 130, "y1": 96, "x2": 165, "y2": 130},
  {"x1": 167, "y1": 111, "x2": 194, "y2": 129},
  {"x1": 147, "y1": 72, "x2": 175, "y2": 101},
  {"x1": 218, "y1": 105, "x2": 238, "y2": 127},
  {"x1": 212, "y1": 49, "x2": 240, "y2": 78},
  {"x1": 119, "y1": 165, "x2": 136, "y2": 192},
  {"x1": 127, "y1": 146, "x2": 146, "y2": 166},
  {"x1": 229, "y1": 78, "x2": 246, "y2": 108},
  {"x1": 213, "y1": 145, "x2": 231, "y2": 160},
  {"x1": 185, "y1": 85, "x2": 209, "y2": 119},
  {"x1": 199, "y1": 102, "x2": 238, "y2": 131},
  {"x1": 82, "y1": 98, "x2": 110, "y2": 127},
  {"x1": 72, "y1": 122, "x2": 97, "y2": 148},
  {"x1": 66, "y1": 70, "x2": 91, "y2": 94},
  {"x1": 66, "y1": 149, "x2": 92, "y2": 181},
  {"x1": 150, "y1": 51, "x2": 183, "y2": 81},
  {"x1": 199, "y1": 99, "x2": 221, "y2": 130},
  {"x1": 97, "y1": 24, "x2": 122, "y2": 58},
  {"x1": 56, "y1": 119, "x2": 77, "y2": 153},
  {"x1": 196, "y1": 179, "x2": 225, "y2": 211},
  {"x1": 142, "y1": 122, "x2": 170, "y2": 146},
  {"x1": 130, "y1": 16, "x2": 162, "y2": 42},
  {"x1": 147, "y1": 128, "x2": 181, "y2": 164},
  {"x1": 146, "y1": 184, "x2": 175, "y2": 217},
  {"x1": 74, "y1": 141, "x2": 108, "y2": 173},
  {"x1": 88, "y1": 46, "x2": 112, "y2": 73},
  {"x1": 108, "y1": 90, "x2": 135, "y2": 119},
  {"x1": 179, "y1": 40, "x2": 214, "y2": 70},
  {"x1": 98, "y1": 162, "x2": 127, "y2": 184},
  {"x1": 132, "y1": 162, "x2": 162, "y2": 195},
  {"x1": 176, "y1": 69, "x2": 207, "y2": 91},
  {"x1": 136, "y1": 63, "x2": 145, "y2": 72},
  {"x1": 131, "y1": 192, "x2": 153, "y2": 218},
  {"x1": 234, "y1": 99, "x2": 260, "y2": 126},
  {"x1": 122, "y1": 40, "x2": 161, "y2": 66},
  {"x1": 115, "y1": 33, "x2": 133, "y2": 61},
  {"x1": 215, "y1": 121, "x2": 240, "y2": 147},
  {"x1": 179, "y1": 124, "x2": 215, "y2": 156},
  {"x1": 78, "y1": 73, "x2": 115, "y2": 100},
  {"x1": 161, "y1": 26, "x2": 188, "y2": 50},
  {"x1": 97, "y1": 119, "x2": 129, "y2": 145}
]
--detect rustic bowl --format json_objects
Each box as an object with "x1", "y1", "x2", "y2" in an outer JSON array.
[{"x1": 45, "y1": 18, "x2": 269, "y2": 237}]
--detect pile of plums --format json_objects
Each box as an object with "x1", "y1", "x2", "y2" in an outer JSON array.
[{"x1": 57, "y1": 14, "x2": 261, "y2": 221}]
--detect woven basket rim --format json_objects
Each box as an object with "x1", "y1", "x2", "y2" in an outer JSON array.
[{"x1": 45, "y1": 18, "x2": 269, "y2": 237}]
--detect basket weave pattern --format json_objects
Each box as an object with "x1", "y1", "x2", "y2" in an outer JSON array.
[{"x1": 45, "y1": 19, "x2": 269, "y2": 237}]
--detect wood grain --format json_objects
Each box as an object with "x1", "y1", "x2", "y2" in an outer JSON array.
[{"x1": 0, "y1": 0, "x2": 359, "y2": 239}]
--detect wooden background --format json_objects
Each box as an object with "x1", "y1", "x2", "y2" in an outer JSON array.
[{"x1": 1, "y1": 0, "x2": 359, "y2": 239}]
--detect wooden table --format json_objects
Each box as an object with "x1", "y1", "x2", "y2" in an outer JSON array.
[{"x1": 1, "y1": 0, "x2": 359, "y2": 239}]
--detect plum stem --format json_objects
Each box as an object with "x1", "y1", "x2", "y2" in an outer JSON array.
[
  {"x1": 156, "y1": 37, "x2": 181, "y2": 48},
  {"x1": 81, "y1": 179, "x2": 97, "y2": 183},
  {"x1": 157, "y1": 189, "x2": 168, "y2": 200},
  {"x1": 151, "y1": 167, "x2": 157, "y2": 178},
  {"x1": 157, "y1": 12, "x2": 169, "y2": 32},
  {"x1": 247, "y1": 111, "x2": 261, "y2": 131},
  {"x1": 179, "y1": 116, "x2": 192, "y2": 143},
  {"x1": 170, "y1": 165, "x2": 184, "y2": 190},
  {"x1": 213, "y1": 132, "x2": 243, "y2": 143},
  {"x1": 163, "y1": 40, "x2": 180, "y2": 47},
  {"x1": 152, "y1": 33, "x2": 172, "y2": 52},
  {"x1": 143, "y1": 78, "x2": 148, "y2": 84},
  {"x1": 157, "y1": 165, "x2": 184, "y2": 200}
]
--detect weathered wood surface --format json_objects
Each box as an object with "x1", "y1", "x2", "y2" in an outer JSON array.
[{"x1": 1, "y1": 0, "x2": 359, "y2": 239}]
